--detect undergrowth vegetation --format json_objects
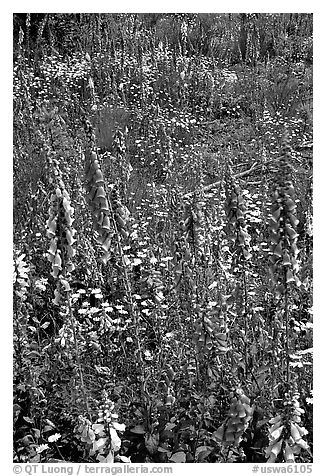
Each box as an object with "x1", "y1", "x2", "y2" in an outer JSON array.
[{"x1": 13, "y1": 13, "x2": 313, "y2": 464}]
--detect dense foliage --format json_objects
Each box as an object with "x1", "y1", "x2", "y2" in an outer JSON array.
[{"x1": 13, "y1": 13, "x2": 313, "y2": 464}]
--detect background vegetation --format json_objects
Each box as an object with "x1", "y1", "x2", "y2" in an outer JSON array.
[{"x1": 13, "y1": 13, "x2": 313, "y2": 464}]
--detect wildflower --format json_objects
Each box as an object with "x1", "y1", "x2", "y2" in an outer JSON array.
[
  {"x1": 48, "y1": 433, "x2": 61, "y2": 443},
  {"x1": 36, "y1": 444, "x2": 49, "y2": 453}
]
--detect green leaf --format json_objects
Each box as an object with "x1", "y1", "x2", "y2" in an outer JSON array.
[
  {"x1": 23, "y1": 416, "x2": 34, "y2": 424},
  {"x1": 169, "y1": 451, "x2": 186, "y2": 463},
  {"x1": 130, "y1": 425, "x2": 146, "y2": 435},
  {"x1": 213, "y1": 425, "x2": 225, "y2": 441},
  {"x1": 40, "y1": 322, "x2": 50, "y2": 329}
]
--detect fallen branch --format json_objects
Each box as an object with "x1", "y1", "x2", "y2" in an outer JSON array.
[
  {"x1": 205, "y1": 161, "x2": 259, "y2": 192},
  {"x1": 183, "y1": 161, "x2": 259, "y2": 199}
]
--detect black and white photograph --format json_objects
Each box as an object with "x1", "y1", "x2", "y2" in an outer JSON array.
[{"x1": 12, "y1": 8, "x2": 315, "y2": 472}]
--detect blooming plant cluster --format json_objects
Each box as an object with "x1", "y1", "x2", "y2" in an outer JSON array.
[{"x1": 13, "y1": 13, "x2": 312, "y2": 464}]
